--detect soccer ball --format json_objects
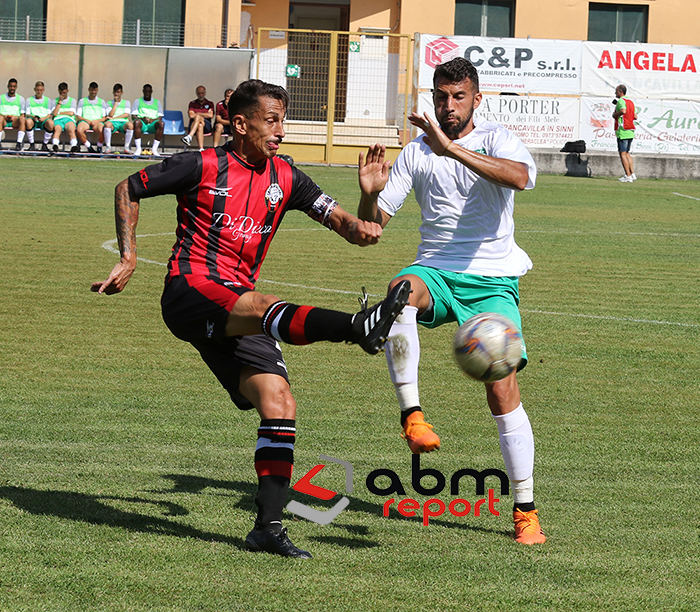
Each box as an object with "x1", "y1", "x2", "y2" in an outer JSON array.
[{"x1": 453, "y1": 313, "x2": 523, "y2": 383}]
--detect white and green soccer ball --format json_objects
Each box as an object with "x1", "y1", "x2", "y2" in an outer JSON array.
[{"x1": 453, "y1": 313, "x2": 523, "y2": 383}]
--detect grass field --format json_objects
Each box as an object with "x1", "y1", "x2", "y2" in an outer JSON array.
[{"x1": 1, "y1": 156, "x2": 699, "y2": 611}]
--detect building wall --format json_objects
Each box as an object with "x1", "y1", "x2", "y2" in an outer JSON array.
[
  {"x1": 514, "y1": 0, "x2": 700, "y2": 46},
  {"x1": 46, "y1": 0, "x2": 124, "y2": 44},
  {"x1": 398, "y1": 0, "x2": 455, "y2": 37},
  {"x1": 36, "y1": 0, "x2": 700, "y2": 48}
]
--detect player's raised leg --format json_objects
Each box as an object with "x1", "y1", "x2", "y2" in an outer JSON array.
[
  {"x1": 226, "y1": 280, "x2": 411, "y2": 355},
  {"x1": 384, "y1": 274, "x2": 441, "y2": 453},
  {"x1": 487, "y1": 374, "x2": 546, "y2": 544}
]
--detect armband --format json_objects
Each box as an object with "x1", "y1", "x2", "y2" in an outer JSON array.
[{"x1": 307, "y1": 193, "x2": 338, "y2": 229}]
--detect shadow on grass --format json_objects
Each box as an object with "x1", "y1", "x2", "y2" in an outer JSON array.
[
  {"x1": 159, "y1": 474, "x2": 513, "y2": 540},
  {"x1": 0, "y1": 485, "x2": 246, "y2": 548}
]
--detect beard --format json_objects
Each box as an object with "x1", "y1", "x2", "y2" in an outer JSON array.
[{"x1": 438, "y1": 109, "x2": 473, "y2": 138}]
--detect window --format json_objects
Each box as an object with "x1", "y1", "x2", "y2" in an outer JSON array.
[
  {"x1": 0, "y1": 0, "x2": 46, "y2": 41},
  {"x1": 123, "y1": 0, "x2": 186, "y2": 46},
  {"x1": 455, "y1": 0, "x2": 515, "y2": 38},
  {"x1": 588, "y1": 3, "x2": 648, "y2": 43}
]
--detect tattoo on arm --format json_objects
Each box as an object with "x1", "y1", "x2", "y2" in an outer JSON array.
[{"x1": 114, "y1": 180, "x2": 139, "y2": 258}]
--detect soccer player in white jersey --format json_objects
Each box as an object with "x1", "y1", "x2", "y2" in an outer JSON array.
[{"x1": 358, "y1": 57, "x2": 546, "y2": 545}]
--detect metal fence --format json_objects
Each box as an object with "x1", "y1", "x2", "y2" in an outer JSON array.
[
  {"x1": 0, "y1": 18, "x2": 252, "y2": 48},
  {"x1": 256, "y1": 28, "x2": 413, "y2": 164}
]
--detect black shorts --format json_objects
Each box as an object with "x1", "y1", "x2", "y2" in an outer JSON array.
[{"x1": 161, "y1": 275, "x2": 289, "y2": 410}]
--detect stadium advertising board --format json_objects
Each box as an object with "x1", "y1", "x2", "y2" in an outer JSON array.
[
  {"x1": 582, "y1": 42, "x2": 700, "y2": 101},
  {"x1": 419, "y1": 34, "x2": 582, "y2": 95},
  {"x1": 581, "y1": 96, "x2": 700, "y2": 154},
  {"x1": 417, "y1": 92, "x2": 580, "y2": 149}
]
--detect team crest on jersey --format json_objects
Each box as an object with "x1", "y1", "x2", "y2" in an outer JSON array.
[{"x1": 265, "y1": 183, "x2": 284, "y2": 211}]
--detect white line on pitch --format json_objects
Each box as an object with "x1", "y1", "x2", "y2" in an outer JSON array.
[
  {"x1": 100, "y1": 235, "x2": 697, "y2": 328},
  {"x1": 673, "y1": 192, "x2": 700, "y2": 201}
]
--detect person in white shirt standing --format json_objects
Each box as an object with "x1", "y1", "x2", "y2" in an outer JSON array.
[{"x1": 358, "y1": 57, "x2": 546, "y2": 545}]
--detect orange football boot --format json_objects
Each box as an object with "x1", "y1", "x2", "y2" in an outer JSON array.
[
  {"x1": 401, "y1": 411, "x2": 440, "y2": 453},
  {"x1": 513, "y1": 508, "x2": 546, "y2": 544}
]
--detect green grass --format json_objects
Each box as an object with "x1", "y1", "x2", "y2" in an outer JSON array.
[{"x1": 1, "y1": 157, "x2": 699, "y2": 611}]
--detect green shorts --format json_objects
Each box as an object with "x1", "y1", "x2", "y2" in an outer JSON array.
[
  {"x1": 53, "y1": 115, "x2": 75, "y2": 129},
  {"x1": 34, "y1": 118, "x2": 51, "y2": 130},
  {"x1": 395, "y1": 264, "x2": 527, "y2": 364},
  {"x1": 138, "y1": 118, "x2": 160, "y2": 134},
  {"x1": 109, "y1": 119, "x2": 129, "y2": 133}
]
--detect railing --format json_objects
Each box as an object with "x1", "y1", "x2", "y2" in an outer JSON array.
[{"x1": 0, "y1": 17, "x2": 253, "y2": 48}]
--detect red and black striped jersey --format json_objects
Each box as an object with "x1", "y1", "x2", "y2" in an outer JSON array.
[{"x1": 128, "y1": 145, "x2": 338, "y2": 288}]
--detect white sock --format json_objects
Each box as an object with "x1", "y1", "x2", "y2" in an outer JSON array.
[
  {"x1": 124, "y1": 130, "x2": 133, "y2": 149},
  {"x1": 17, "y1": 131, "x2": 25, "y2": 143},
  {"x1": 386, "y1": 305, "x2": 421, "y2": 411},
  {"x1": 43, "y1": 132, "x2": 51, "y2": 144},
  {"x1": 492, "y1": 403, "x2": 535, "y2": 505},
  {"x1": 103, "y1": 127, "x2": 112, "y2": 147},
  {"x1": 27, "y1": 131, "x2": 35, "y2": 143},
  {"x1": 52, "y1": 138, "x2": 59, "y2": 145},
  {"x1": 70, "y1": 138, "x2": 78, "y2": 146},
  {"x1": 152, "y1": 139, "x2": 160, "y2": 154},
  {"x1": 134, "y1": 137, "x2": 141, "y2": 149}
]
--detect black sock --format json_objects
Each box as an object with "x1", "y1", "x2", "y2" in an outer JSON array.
[
  {"x1": 514, "y1": 501, "x2": 536, "y2": 513},
  {"x1": 262, "y1": 302, "x2": 353, "y2": 345},
  {"x1": 254, "y1": 419, "x2": 295, "y2": 528},
  {"x1": 400, "y1": 406, "x2": 423, "y2": 426}
]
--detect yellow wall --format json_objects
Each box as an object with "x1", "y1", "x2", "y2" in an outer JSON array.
[
  {"x1": 398, "y1": 0, "x2": 454, "y2": 37},
  {"x1": 349, "y1": 0, "x2": 394, "y2": 32},
  {"x1": 46, "y1": 0, "x2": 124, "y2": 44},
  {"x1": 41, "y1": 0, "x2": 700, "y2": 49},
  {"x1": 514, "y1": 0, "x2": 700, "y2": 46}
]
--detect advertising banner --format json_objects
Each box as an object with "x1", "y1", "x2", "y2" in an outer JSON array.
[
  {"x1": 580, "y1": 96, "x2": 700, "y2": 154},
  {"x1": 582, "y1": 42, "x2": 700, "y2": 101},
  {"x1": 416, "y1": 92, "x2": 580, "y2": 149},
  {"x1": 419, "y1": 34, "x2": 582, "y2": 95}
]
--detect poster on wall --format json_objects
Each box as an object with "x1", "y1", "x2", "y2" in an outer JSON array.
[
  {"x1": 416, "y1": 91, "x2": 580, "y2": 149},
  {"x1": 582, "y1": 42, "x2": 700, "y2": 101},
  {"x1": 580, "y1": 96, "x2": 700, "y2": 154},
  {"x1": 419, "y1": 34, "x2": 582, "y2": 95}
]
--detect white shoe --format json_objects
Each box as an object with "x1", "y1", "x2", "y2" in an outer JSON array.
[
  {"x1": 618, "y1": 175, "x2": 632, "y2": 182},
  {"x1": 152, "y1": 150, "x2": 162, "y2": 158},
  {"x1": 103, "y1": 145, "x2": 111, "y2": 154},
  {"x1": 134, "y1": 147, "x2": 142, "y2": 156},
  {"x1": 630, "y1": 173, "x2": 637, "y2": 181},
  {"x1": 124, "y1": 146, "x2": 132, "y2": 155},
  {"x1": 181, "y1": 134, "x2": 192, "y2": 146}
]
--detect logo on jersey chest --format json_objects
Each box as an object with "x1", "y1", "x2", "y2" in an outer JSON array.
[
  {"x1": 208, "y1": 186, "x2": 233, "y2": 198},
  {"x1": 212, "y1": 212, "x2": 273, "y2": 242},
  {"x1": 265, "y1": 183, "x2": 284, "y2": 211}
]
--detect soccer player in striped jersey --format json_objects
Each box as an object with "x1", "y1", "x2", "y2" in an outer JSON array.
[{"x1": 92, "y1": 79, "x2": 409, "y2": 559}]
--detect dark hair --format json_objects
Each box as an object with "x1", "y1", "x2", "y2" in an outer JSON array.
[
  {"x1": 89, "y1": 81, "x2": 99, "y2": 89},
  {"x1": 433, "y1": 57, "x2": 479, "y2": 92},
  {"x1": 113, "y1": 83, "x2": 123, "y2": 92},
  {"x1": 8, "y1": 78, "x2": 17, "y2": 85},
  {"x1": 228, "y1": 79, "x2": 290, "y2": 118},
  {"x1": 58, "y1": 82, "x2": 68, "y2": 91},
  {"x1": 617, "y1": 84, "x2": 627, "y2": 95},
  {"x1": 34, "y1": 80, "x2": 44, "y2": 87}
]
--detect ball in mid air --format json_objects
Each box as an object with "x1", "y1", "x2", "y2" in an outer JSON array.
[{"x1": 453, "y1": 313, "x2": 523, "y2": 383}]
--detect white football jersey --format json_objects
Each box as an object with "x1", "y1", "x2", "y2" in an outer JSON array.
[{"x1": 378, "y1": 117, "x2": 536, "y2": 276}]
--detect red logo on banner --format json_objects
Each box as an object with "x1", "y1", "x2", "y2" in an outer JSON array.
[{"x1": 425, "y1": 37, "x2": 460, "y2": 69}]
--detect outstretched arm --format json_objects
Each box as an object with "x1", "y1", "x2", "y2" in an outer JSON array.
[
  {"x1": 90, "y1": 179, "x2": 140, "y2": 294},
  {"x1": 328, "y1": 205, "x2": 383, "y2": 246},
  {"x1": 357, "y1": 143, "x2": 392, "y2": 227},
  {"x1": 409, "y1": 112, "x2": 529, "y2": 191}
]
